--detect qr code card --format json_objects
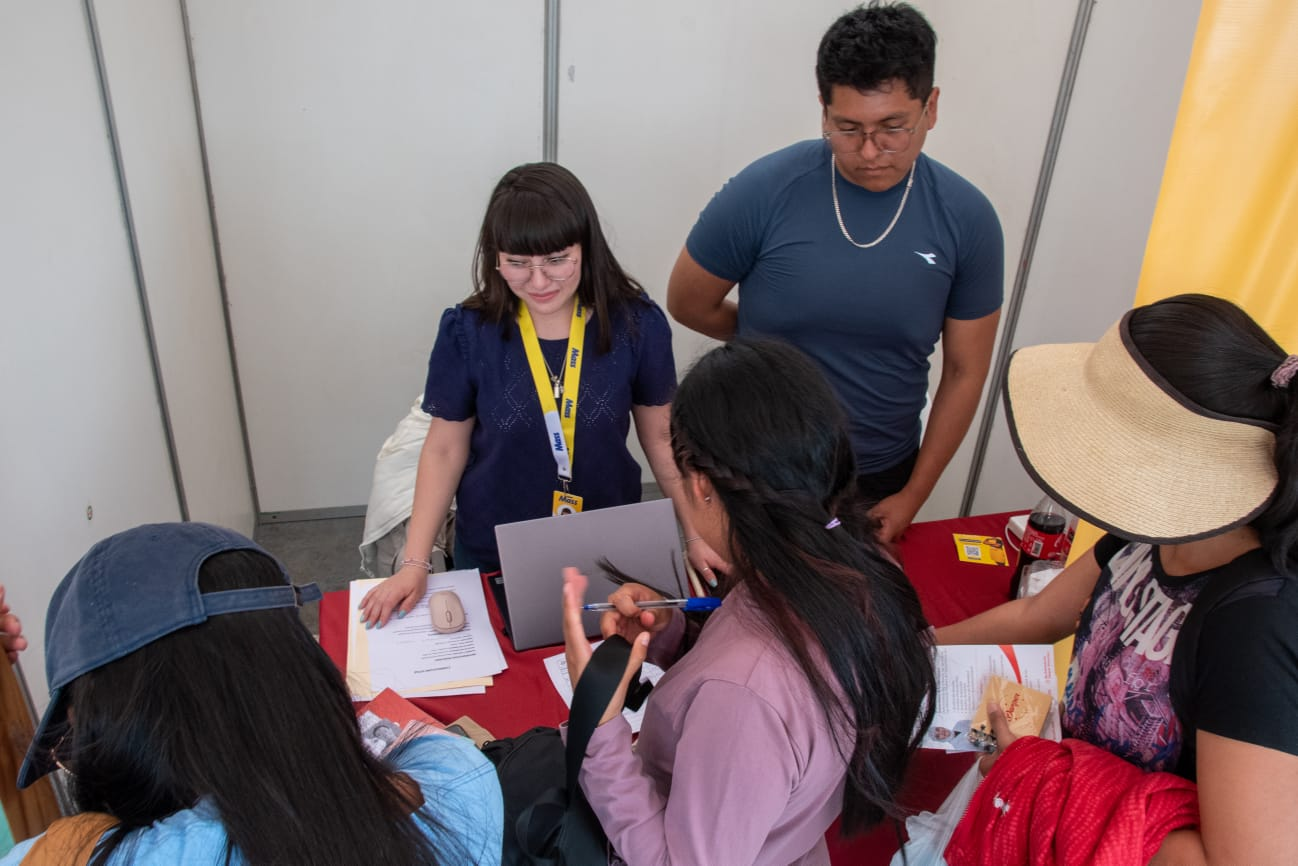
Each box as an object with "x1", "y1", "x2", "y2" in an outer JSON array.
[{"x1": 953, "y1": 533, "x2": 1008, "y2": 566}]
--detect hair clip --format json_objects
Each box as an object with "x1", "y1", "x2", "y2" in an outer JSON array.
[
  {"x1": 825, "y1": 517, "x2": 841, "y2": 530},
  {"x1": 1271, "y1": 354, "x2": 1298, "y2": 389}
]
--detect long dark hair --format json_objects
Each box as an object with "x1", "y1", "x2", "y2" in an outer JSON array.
[
  {"x1": 1128, "y1": 293, "x2": 1298, "y2": 572},
  {"x1": 670, "y1": 339, "x2": 935, "y2": 833},
  {"x1": 465, "y1": 162, "x2": 648, "y2": 353},
  {"x1": 55, "y1": 550, "x2": 457, "y2": 866}
]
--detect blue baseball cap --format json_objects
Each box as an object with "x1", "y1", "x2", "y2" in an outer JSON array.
[{"x1": 18, "y1": 522, "x2": 322, "y2": 789}]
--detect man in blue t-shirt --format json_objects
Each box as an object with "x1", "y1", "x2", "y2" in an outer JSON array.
[{"x1": 667, "y1": 3, "x2": 1003, "y2": 541}]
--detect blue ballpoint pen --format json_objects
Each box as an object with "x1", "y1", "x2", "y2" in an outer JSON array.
[{"x1": 583, "y1": 597, "x2": 721, "y2": 612}]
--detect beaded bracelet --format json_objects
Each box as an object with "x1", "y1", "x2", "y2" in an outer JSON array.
[{"x1": 401, "y1": 557, "x2": 434, "y2": 572}]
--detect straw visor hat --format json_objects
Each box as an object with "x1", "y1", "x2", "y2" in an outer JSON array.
[{"x1": 1004, "y1": 310, "x2": 1279, "y2": 543}]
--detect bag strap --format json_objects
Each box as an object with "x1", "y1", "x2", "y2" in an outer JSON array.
[
  {"x1": 22, "y1": 813, "x2": 119, "y2": 866},
  {"x1": 565, "y1": 635, "x2": 637, "y2": 792},
  {"x1": 1169, "y1": 559, "x2": 1285, "y2": 720}
]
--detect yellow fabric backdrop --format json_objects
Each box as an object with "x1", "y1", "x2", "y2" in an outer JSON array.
[
  {"x1": 1134, "y1": 0, "x2": 1298, "y2": 342},
  {"x1": 1057, "y1": 0, "x2": 1298, "y2": 683}
]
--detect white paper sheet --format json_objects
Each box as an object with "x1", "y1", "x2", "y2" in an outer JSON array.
[
  {"x1": 543, "y1": 642, "x2": 664, "y2": 734},
  {"x1": 924, "y1": 644, "x2": 1060, "y2": 752},
  {"x1": 347, "y1": 571, "x2": 506, "y2": 699}
]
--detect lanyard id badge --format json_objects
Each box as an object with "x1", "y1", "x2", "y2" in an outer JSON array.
[
  {"x1": 518, "y1": 302, "x2": 587, "y2": 515},
  {"x1": 552, "y1": 490, "x2": 583, "y2": 516}
]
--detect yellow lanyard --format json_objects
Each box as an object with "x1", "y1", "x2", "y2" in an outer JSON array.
[{"x1": 517, "y1": 302, "x2": 586, "y2": 482}]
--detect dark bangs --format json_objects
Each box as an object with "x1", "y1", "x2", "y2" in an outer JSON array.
[{"x1": 486, "y1": 188, "x2": 586, "y2": 257}]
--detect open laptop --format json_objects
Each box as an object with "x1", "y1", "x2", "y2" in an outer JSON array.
[{"x1": 494, "y1": 498, "x2": 687, "y2": 651}]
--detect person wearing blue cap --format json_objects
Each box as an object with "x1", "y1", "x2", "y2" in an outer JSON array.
[{"x1": 3, "y1": 522, "x2": 502, "y2": 866}]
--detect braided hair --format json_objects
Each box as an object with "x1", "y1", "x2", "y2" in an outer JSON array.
[{"x1": 670, "y1": 339, "x2": 935, "y2": 833}]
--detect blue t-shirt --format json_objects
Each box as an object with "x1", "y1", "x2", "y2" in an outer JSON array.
[
  {"x1": 1, "y1": 733, "x2": 503, "y2": 865},
  {"x1": 423, "y1": 299, "x2": 677, "y2": 569},
  {"x1": 686, "y1": 141, "x2": 1003, "y2": 472}
]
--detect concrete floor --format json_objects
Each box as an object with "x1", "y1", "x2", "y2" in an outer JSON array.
[{"x1": 255, "y1": 516, "x2": 365, "y2": 636}]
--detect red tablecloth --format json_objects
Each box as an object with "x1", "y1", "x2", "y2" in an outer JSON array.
[{"x1": 318, "y1": 510, "x2": 1024, "y2": 864}]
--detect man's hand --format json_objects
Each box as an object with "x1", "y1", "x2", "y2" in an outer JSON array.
[{"x1": 869, "y1": 487, "x2": 924, "y2": 542}]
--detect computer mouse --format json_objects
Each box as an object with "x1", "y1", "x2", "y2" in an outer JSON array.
[{"x1": 429, "y1": 590, "x2": 466, "y2": 634}]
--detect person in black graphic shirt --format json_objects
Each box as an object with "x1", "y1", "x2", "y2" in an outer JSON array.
[{"x1": 939, "y1": 294, "x2": 1298, "y2": 865}]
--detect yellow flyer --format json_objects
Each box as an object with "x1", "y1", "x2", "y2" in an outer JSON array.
[{"x1": 953, "y1": 533, "x2": 1008, "y2": 567}]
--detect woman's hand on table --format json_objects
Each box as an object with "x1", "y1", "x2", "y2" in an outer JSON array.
[
  {"x1": 562, "y1": 567, "x2": 650, "y2": 726},
  {"x1": 684, "y1": 537, "x2": 728, "y2": 589},
  {"x1": 358, "y1": 564, "x2": 429, "y2": 629},
  {"x1": 0, "y1": 585, "x2": 27, "y2": 664}
]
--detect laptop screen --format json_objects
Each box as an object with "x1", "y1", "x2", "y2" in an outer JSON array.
[{"x1": 494, "y1": 498, "x2": 686, "y2": 651}]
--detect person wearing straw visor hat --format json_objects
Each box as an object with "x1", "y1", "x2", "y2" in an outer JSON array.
[{"x1": 937, "y1": 293, "x2": 1298, "y2": 864}]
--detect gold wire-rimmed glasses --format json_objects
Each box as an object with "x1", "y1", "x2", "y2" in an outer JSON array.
[
  {"x1": 822, "y1": 103, "x2": 930, "y2": 155},
  {"x1": 496, "y1": 255, "x2": 579, "y2": 283}
]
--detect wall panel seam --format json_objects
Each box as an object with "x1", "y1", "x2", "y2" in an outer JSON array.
[{"x1": 82, "y1": 0, "x2": 190, "y2": 521}]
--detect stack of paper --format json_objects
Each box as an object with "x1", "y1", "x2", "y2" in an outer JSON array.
[{"x1": 347, "y1": 570, "x2": 508, "y2": 700}]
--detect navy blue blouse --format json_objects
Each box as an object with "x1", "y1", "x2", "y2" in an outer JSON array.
[{"x1": 422, "y1": 299, "x2": 677, "y2": 569}]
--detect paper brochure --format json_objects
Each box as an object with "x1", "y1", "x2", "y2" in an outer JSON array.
[
  {"x1": 923, "y1": 644, "x2": 1060, "y2": 752},
  {"x1": 347, "y1": 571, "x2": 507, "y2": 700}
]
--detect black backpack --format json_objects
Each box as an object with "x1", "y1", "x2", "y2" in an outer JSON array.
[{"x1": 483, "y1": 636, "x2": 649, "y2": 866}]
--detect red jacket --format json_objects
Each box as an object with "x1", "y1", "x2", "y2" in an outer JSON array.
[{"x1": 946, "y1": 737, "x2": 1199, "y2": 866}]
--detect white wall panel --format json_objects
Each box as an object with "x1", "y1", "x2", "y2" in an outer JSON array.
[
  {"x1": 891, "y1": 0, "x2": 1079, "y2": 521},
  {"x1": 1, "y1": 2, "x2": 181, "y2": 711},
  {"x1": 970, "y1": 0, "x2": 1201, "y2": 516},
  {"x1": 94, "y1": 0, "x2": 255, "y2": 534},
  {"x1": 187, "y1": 1, "x2": 545, "y2": 512},
  {"x1": 558, "y1": 0, "x2": 859, "y2": 372}
]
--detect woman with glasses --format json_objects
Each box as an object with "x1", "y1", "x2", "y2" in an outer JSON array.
[{"x1": 360, "y1": 163, "x2": 724, "y2": 628}]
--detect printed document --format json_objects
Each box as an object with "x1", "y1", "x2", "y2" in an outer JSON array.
[
  {"x1": 923, "y1": 644, "x2": 1060, "y2": 752},
  {"x1": 347, "y1": 571, "x2": 506, "y2": 700}
]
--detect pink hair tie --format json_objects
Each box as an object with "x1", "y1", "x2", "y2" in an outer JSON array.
[
  {"x1": 825, "y1": 517, "x2": 841, "y2": 530},
  {"x1": 1272, "y1": 354, "x2": 1298, "y2": 389}
]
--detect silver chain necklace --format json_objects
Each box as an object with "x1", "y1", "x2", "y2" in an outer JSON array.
[
  {"x1": 541, "y1": 345, "x2": 565, "y2": 399},
  {"x1": 830, "y1": 155, "x2": 916, "y2": 249}
]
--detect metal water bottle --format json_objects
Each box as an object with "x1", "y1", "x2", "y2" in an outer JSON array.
[{"x1": 1009, "y1": 496, "x2": 1071, "y2": 600}]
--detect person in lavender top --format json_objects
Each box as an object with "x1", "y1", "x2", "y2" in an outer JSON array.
[{"x1": 562, "y1": 339, "x2": 936, "y2": 865}]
